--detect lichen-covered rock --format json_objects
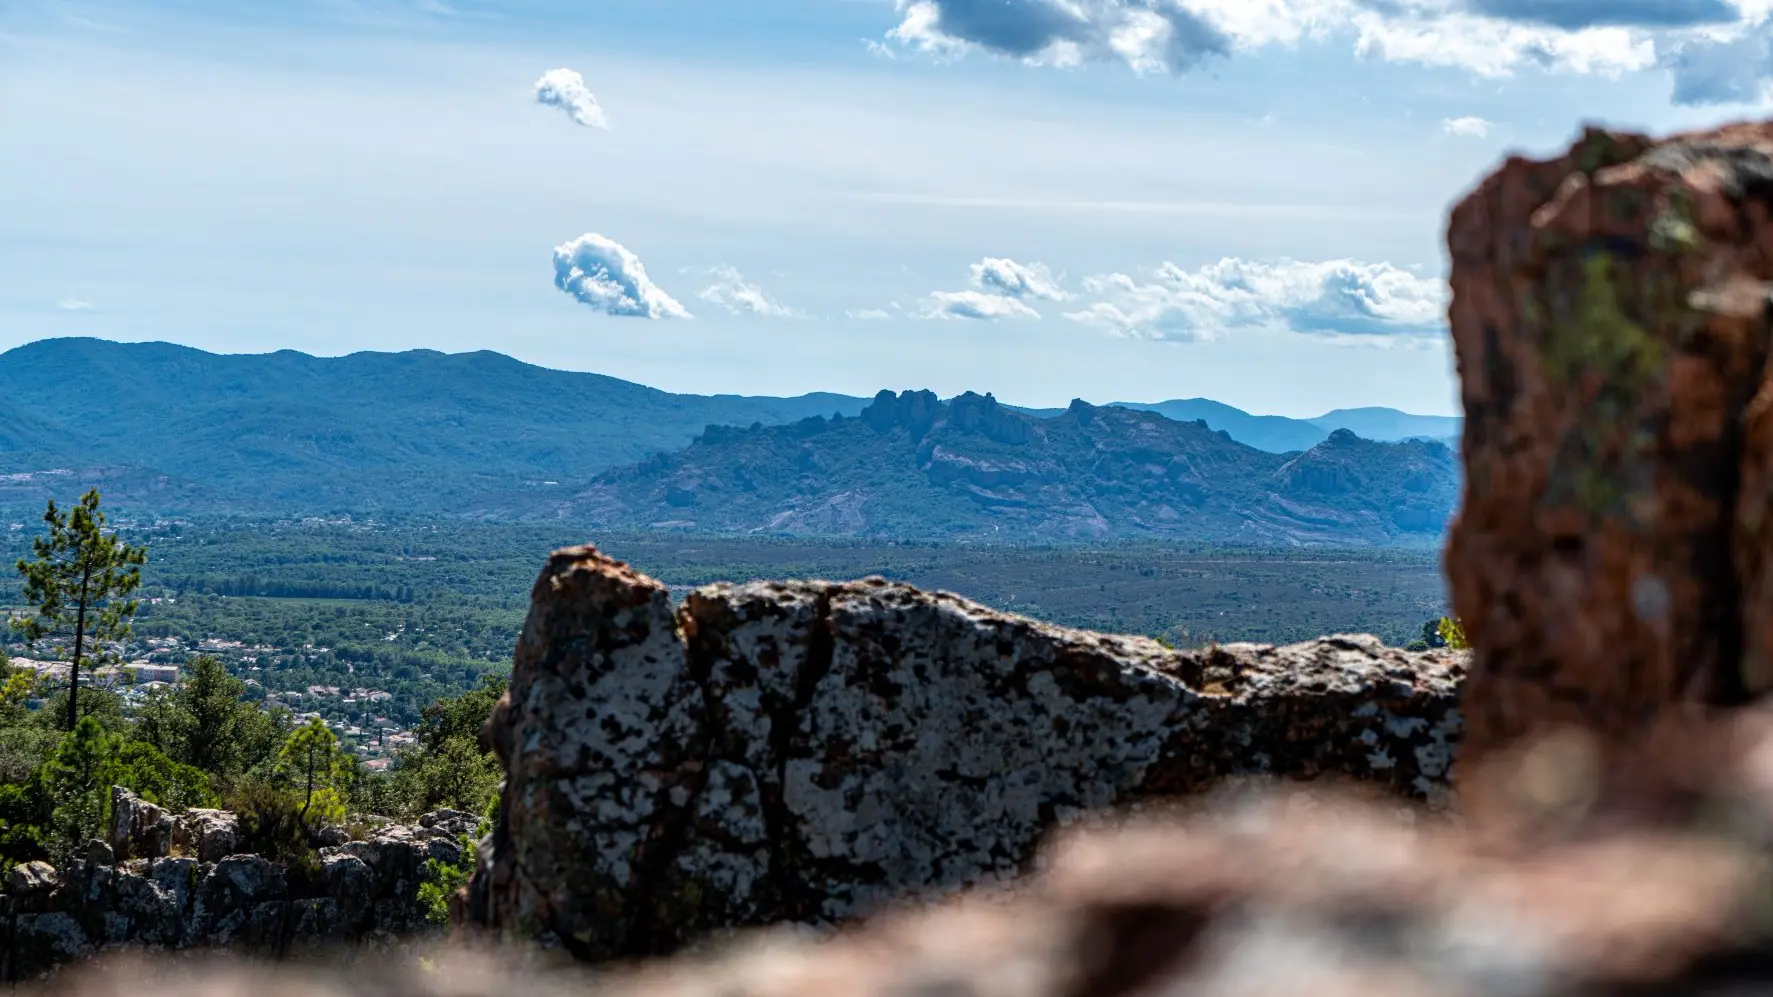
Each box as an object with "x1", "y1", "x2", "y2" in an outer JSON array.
[
  {"x1": 172, "y1": 809, "x2": 239, "y2": 864},
  {"x1": 465, "y1": 545, "x2": 1464, "y2": 961},
  {"x1": 110, "y1": 788, "x2": 173, "y2": 862},
  {"x1": 1445, "y1": 121, "x2": 1773, "y2": 780}
]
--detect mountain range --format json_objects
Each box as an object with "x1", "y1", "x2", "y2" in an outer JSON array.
[
  {"x1": 555, "y1": 390, "x2": 1458, "y2": 545},
  {"x1": 0, "y1": 339, "x2": 1463, "y2": 542}
]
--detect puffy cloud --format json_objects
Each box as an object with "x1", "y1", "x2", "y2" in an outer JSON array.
[
  {"x1": 534, "y1": 68, "x2": 609, "y2": 129},
  {"x1": 695, "y1": 265, "x2": 805, "y2": 318},
  {"x1": 927, "y1": 290, "x2": 1042, "y2": 320},
  {"x1": 880, "y1": 0, "x2": 1773, "y2": 86},
  {"x1": 552, "y1": 233, "x2": 690, "y2": 319},
  {"x1": 970, "y1": 257, "x2": 1069, "y2": 301},
  {"x1": 847, "y1": 308, "x2": 895, "y2": 320},
  {"x1": 1441, "y1": 115, "x2": 1493, "y2": 136},
  {"x1": 1462, "y1": 0, "x2": 1738, "y2": 30},
  {"x1": 1063, "y1": 257, "x2": 1446, "y2": 341},
  {"x1": 908, "y1": 256, "x2": 1065, "y2": 320},
  {"x1": 56, "y1": 298, "x2": 93, "y2": 311}
]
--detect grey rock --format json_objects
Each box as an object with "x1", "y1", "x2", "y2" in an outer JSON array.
[
  {"x1": 6, "y1": 861, "x2": 58, "y2": 895},
  {"x1": 466, "y1": 545, "x2": 1465, "y2": 961},
  {"x1": 110, "y1": 786, "x2": 173, "y2": 861},
  {"x1": 172, "y1": 809, "x2": 240, "y2": 864},
  {"x1": 0, "y1": 814, "x2": 451, "y2": 980},
  {"x1": 85, "y1": 839, "x2": 114, "y2": 867}
]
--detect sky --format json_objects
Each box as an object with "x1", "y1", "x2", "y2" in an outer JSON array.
[{"x1": 4, "y1": 0, "x2": 1772, "y2": 417}]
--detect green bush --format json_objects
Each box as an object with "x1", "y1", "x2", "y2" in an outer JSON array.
[
  {"x1": 227, "y1": 779, "x2": 320, "y2": 882},
  {"x1": 417, "y1": 833, "x2": 477, "y2": 926},
  {"x1": 1437, "y1": 616, "x2": 1470, "y2": 651}
]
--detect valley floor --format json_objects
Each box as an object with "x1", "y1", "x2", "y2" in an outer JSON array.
[{"x1": 1, "y1": 518, "x2": 1449, "y2": 745}]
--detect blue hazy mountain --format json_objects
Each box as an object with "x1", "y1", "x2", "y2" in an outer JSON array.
[
  {"x1": 0, "y1": 338, "x2": 872, "y2": 513},
  {"x1": 0, "y1": 340, "x2": 1461, "y2": 537},
  {"x1": 562, "y1": 390, "x2": 1458, "y2": 545},
  {"x1": 1110, "y1": 400, "x2": 1459, "y2": 453}
]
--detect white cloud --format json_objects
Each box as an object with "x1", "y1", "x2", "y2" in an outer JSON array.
[
  {"x1": 847, "y1": 308, "x2": 894, "y2": 320},
  {"x1": 1441, "y1": 115, "x2": 1493, "y2": 137},
  {"x1": 534, "y1": 68, "x2": 609, "y2": 129},
  {"x1": 552, "y1": 233, "x2": 690, "y2": 319},
  {"x1": 908, "y1": 256, "x2": 1065, "y2": 320},
  {"x1": 882, "y1": 0, "x2": 1764, "y2": 84},
  {"x1": 926, "y1": 290, "x2": 1041, "y2": 320},
  {"x1": 969, "y1": 257, "x2": 1069, "y2": 301},
  {"x1": 696, "y1": 265, "x2": 805, "y2": 318},
  {"x1": 1064, "y1": 257, "x2": 1447, "y2": 341},
  {"x1": 56, "y1": 298, "x2": 93, "y2": 311}
]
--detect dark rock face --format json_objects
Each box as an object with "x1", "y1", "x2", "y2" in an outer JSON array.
[
  {"x1": 0, "y1": 807, "x2": 480, "y2": 981},
  {"x1": 1444, "y1": 121, "x2": 1773, "y2": 779},
  {"x1": 463, "y1": 544, "x2": 1464, "y2": 961}
]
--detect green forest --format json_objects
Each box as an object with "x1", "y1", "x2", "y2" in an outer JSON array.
[{"x1": 0, "y1": 490, "x2": 1449, "y2": 881}]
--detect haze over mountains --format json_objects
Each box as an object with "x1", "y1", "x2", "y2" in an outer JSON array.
[{"x1": 0, "y1": 339, "x2": 1461, "y2": 542}]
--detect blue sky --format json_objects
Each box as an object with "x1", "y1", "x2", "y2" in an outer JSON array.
[{"x1": 3, "y1": 0, "x2": 1769, "y2": 416}]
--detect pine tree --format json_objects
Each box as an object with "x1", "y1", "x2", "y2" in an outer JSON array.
[
  {"x1": 14, "y1": 490, "x2": 148, "y2": 731},
  {"x1": 275, "y1": 718, "x2": 348, "y2": 825},
  {"x1": 40, "y1": 716, "x2": 118, "y2": 863}
]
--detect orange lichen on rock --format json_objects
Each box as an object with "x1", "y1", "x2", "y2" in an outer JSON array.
[{"x1": 1445, "y1": 121, "x2": 1773, "y2": 789}]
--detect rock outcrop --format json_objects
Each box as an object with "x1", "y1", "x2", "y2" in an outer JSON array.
[
  {"x1": 1446, "y1": 121, "x2": 1773, "y2": 778},
  {"x1": 0, "y1": 802, "x2": 481, "y2": 981},
  {"x1": 463, "y1": 544, "x2": 1464, "y2": 960}
]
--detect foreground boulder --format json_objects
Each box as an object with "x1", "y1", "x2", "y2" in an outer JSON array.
[
  {"x1": 1445, "y1": 121, "x2": 1773, "y2": 778},
  {"x1": 464, "y1": 545, "x2": 1464, "y2": 960},
  {"x1": 0, "y1": 808, "x2": 481, "y2": 981},
  {"x1": 42, "y1": 717, "x2": 1773, "y2": 997}
]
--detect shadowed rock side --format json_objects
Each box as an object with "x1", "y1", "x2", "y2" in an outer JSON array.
[
  {"x1": 0, "y1": 795, "x2": 483, "y2": 982},
  {"x1": 1445, "y1": 120, "x2": 1773, "y2": 781},
  {"x1": 462, "y1": 544, "x2": 1464, "y2": 961}
]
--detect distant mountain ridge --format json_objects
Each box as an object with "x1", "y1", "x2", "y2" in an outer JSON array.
[
  {"x1": 0, "y1": 338, "x2": 873, "y2": 513},
  {"x1": 558, "y1": 389, "x2": 1459, "y2": 545},
  {"x1": 1108, "y1": 400, "x2": 1461, "y2": 453},
  {"x1": 0, "y1": 340, "x2": 1463, "y2": 538}
]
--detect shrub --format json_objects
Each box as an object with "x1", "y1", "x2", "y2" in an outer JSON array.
[
  {"x1": 1437, "y1": 616, "x2": 1470, "y2": 651},
  {"x1": 227, "y1": 779, "x2": 321, "y2": 886},
  {"x1": 417, "y1": 833, "x2": 477, "y2": 926}
]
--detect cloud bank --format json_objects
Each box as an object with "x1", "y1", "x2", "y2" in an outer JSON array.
[
  {"x1": 534, "y1": 68, "x2": 609, "y2": 129},
  {"x1": 696, "y1": 265, "x2": 805, "y2": 318},
  {"x1": 882, "y1": 0, "x2": 1773, "y2": 105},
  {"x1": 552, "y1": 233, "x2": 690, "y2": 319},
  {"x1": 888, "y1": 0, "x2": 1231, "y2": 73},
  {"x1": 1064, "y1": 257, "x2": 1447, "y2": 341}
]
